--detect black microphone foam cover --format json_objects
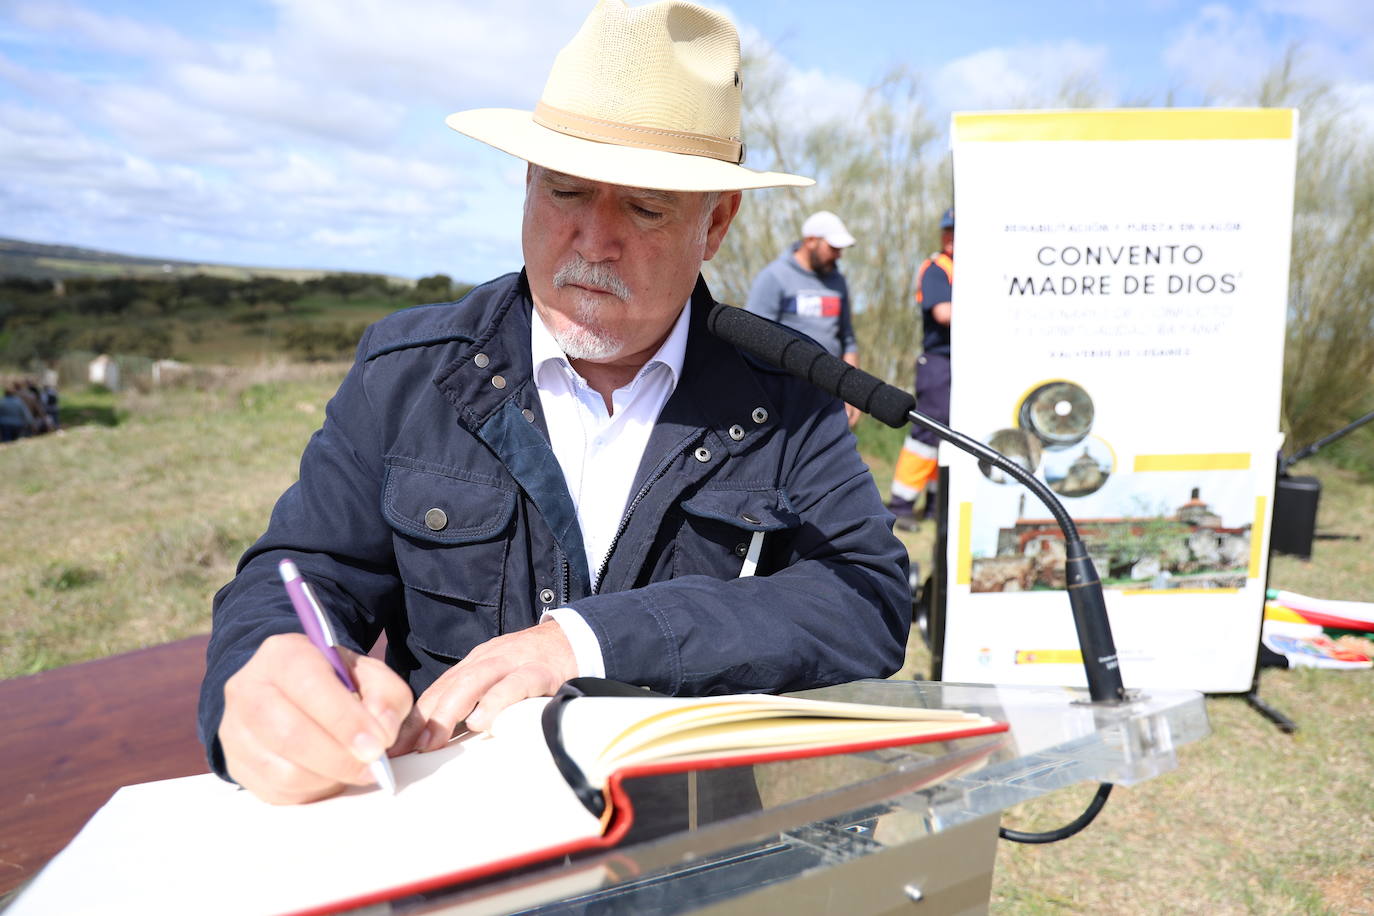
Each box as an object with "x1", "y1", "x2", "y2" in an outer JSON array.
[{"x1": 707, "y1": 303, "x2": 915, "y2": 428}]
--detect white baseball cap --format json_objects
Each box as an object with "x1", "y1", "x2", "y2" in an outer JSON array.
[{"x1": 801, "y1": 210, "x2": 855, "y2": 248}]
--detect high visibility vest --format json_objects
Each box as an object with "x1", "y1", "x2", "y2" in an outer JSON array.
[{"x1": 914, "y1": 252, "x2": 954, "y2": 305}]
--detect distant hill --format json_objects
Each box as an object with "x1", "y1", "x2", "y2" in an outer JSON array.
[{"x1": 0, "y1": 236, "x2": 413, "y2": 286}]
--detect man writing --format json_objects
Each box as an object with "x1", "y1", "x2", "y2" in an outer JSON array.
[
  {"x1": 199, "y1": 0, "x2": 909, "y2": 805},
  {"x1": 745, "y1": 211, "x2": 861, "y2": 426}
]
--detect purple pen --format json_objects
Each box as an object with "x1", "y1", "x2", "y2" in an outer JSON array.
[{"x1": 278, "y1": 558, "x2": 398, "y2": 794}]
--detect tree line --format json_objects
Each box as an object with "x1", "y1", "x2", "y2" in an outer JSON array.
[{"x1": 0, "y1": 272, "x2": 470, "y2": 366}]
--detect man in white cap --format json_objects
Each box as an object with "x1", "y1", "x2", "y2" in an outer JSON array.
[
  {"x1": 745, "y1": 210, "x2": 860, "y2": 425},
  {"x1": 200, "y1": 0, "x2": 909, "y2": 805}
]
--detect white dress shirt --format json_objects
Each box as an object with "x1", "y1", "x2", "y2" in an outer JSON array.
[{"x1": 531, "y1": 300, "x2": 691, "y2": 678}]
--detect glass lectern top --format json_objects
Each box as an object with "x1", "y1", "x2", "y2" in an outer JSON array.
[{"x1": 395, "y1": 680, "x2": 1209, "y2": 915}]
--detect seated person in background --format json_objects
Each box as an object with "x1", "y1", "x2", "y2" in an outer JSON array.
[
  {"x1": 199, "y1": 0, "x2": 910, "y2": 805},
  {"x1": 0, "y1": 383, "x2": 32, "y2": 442},
  {"x1": 13, "y1": 380, "x2": 48, "y2": 436}
]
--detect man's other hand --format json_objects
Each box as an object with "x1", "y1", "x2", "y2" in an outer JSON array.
[
  {"x1": 405, "y1": 620, "x2": 578, "y2": 753},
  {"x1": 218, "y1": 633, "x2": 415, "y2": 805}
]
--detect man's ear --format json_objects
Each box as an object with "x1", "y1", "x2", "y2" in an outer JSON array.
[{"x1": 701, "y1": 191, "x2": 743, "y2": 261}]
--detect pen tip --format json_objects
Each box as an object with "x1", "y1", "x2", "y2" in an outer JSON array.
[{"x1": 372, "y1": 758, "x2": 398, "y2": 796}]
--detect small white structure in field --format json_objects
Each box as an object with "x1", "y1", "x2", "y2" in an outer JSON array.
[
  {"x1": 89, "y1": 354, "x2": 120, "y2": 391},
  {"x1": 151, "y1": 359, "x2": 189, "y2": 386}
]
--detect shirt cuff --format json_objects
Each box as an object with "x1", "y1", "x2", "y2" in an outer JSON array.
[{"x1": 541, "y1": 607, "x2": 606, "y2": 679}]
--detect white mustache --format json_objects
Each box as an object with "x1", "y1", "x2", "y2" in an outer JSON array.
[{"x1": 552, "y1": 256, "x2": 632, "y2": 301}]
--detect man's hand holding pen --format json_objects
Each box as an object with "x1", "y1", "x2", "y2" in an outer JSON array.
[
  {"x1": 218, "y1": 621, "x2": 578, "y2": 803},
  {"x1": 218, "y1": 634, "x2": 415, "y2": 805}
]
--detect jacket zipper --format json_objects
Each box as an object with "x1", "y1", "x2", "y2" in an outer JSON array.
[{"x1": 592, "y1": 436, "x2": 703, "y2": 594}]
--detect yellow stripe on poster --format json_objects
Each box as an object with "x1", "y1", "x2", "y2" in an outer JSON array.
[
  {"x1": 1120, "y1": 588, "x2": 1240, "y2": 596},
  {"x1": 1015, "y1": 649, "x2": 1083, "y2": 665},
  {"x1": 1249, "y1": 495, "x2": 1268, "y2": 577},
  {"x1": 954, "y1": 108, "x2": 1294, "y2": 143},
  {"x1": 956, "y1": 502, "x2": 973, "y2": 586},
  {"x1": 1132, "y1": 453, "x2": 1251, "y2": 472}
]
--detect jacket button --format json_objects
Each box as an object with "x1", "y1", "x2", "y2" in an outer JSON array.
[
  {"x1": 694, "y1": 447, "x2": 711, "y2": 463},
  {"x1": 424, "y1": 507, "x2": 448, "y2": 531},
  {"x1": 491, "y1": 375, "x2": 507, "y2": 389},
  {"x1": 539, "y1": 588, "x2": 555, "y2": 605},
  {"x1": 741, "y1": 512, "x2": 760, "y2": 524},
  {"x1": 474, "y1": 353, "x2": 490, "y2": 368},
  {"x1": 522, "y1": 408, "x2": 536, "y2": 422},
  {"x1": 734, "y1": 542, "x2": 748, "y2": 557},
  {"x1": 752, "y1": 407, "x2": 768, "y2": 424},
  {"x1": 728, "y1": 424, "x2": 745, "y2": 441}
]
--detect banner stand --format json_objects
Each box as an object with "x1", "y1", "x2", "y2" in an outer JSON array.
[{"x1": 933, "y1": 107, "x2": 1296, "y2": 700}]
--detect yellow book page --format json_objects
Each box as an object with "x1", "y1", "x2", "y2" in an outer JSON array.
[
  {"x1": 599, "y1": 716, "x2": 990, "y2": 778},
  {"x1": 557, "y1": 695, "x2": 991, "y2": 787}
]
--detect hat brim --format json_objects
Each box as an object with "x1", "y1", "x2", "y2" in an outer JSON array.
[{"x1": 447, "y1": 108, "x2": 813, "y2": 192}]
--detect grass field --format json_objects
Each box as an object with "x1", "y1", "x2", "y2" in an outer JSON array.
[
  {"x1": 0, "y1": 366, "x2": 346, "y2": 675},
  {"x1": 0, "y1": 374, "x2": 1371, "y2": 913}
]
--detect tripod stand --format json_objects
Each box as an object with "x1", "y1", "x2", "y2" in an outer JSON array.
[{"x1": 1247, "y1": 407, "x2": 1374, "y2": 731}]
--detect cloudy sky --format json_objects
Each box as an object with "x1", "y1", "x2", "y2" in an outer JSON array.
[{"x1": 1, "y1": 0, "x2": 1371, "y2": 282}]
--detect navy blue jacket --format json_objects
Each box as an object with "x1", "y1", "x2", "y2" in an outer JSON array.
[{"x1": 198, "y1": 271, "x2": 910, "y2": 776}]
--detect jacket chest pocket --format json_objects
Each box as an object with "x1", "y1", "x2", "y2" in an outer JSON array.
[
  {"x1": 672, "y1": 486, "x2": 800, "y2": 579},
  {"x1": 382, "y1": 458, "x2": 516, "y2": 662}
]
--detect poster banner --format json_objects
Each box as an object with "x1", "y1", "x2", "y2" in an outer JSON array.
[{"x1": 942, "y1": 109, "x2": 1297, "y2": 694}]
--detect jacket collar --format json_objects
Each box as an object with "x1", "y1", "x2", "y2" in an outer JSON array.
[
  {"x1": 432, "y1": 271, "x2": 538, "y2": 434},
  {"x1": 433, "y1": 271, "x2": 778, "y2": 458},
  {"x1": 662, "y1": 275, "x2": 776, "y2": 459}
]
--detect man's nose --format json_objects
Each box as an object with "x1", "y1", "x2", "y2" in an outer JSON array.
[{"x1": 574, "y1": 194, "x2": 624, "y2": 262}]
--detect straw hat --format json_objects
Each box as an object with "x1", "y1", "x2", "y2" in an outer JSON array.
[{"x1": 446, "y1": 0, "x2": 812, "y2": 192}]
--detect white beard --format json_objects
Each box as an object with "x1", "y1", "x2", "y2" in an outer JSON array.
[
  {"x1": 549, "y1": 256, "x2": 632, "y2": 360},
  {"x1": 549, "y1": 297, "x2": 623, "y2": 361}
]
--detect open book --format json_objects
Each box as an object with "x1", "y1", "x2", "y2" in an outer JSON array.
[{"x1": 10, "y1": 682, "x2": 1007, "y2": 916}]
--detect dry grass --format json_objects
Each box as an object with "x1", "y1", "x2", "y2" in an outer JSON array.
[
  {"x1": 0, "y1": 361, "x2": 347, "y2": 676},
  {"x1": 989, "y1": 665, "x2": 1374, "y2": 914}
]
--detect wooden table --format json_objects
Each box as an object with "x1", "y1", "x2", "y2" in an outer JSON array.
[{"x1": 0, "y1": 635, "x2": 211, "y2": 896}]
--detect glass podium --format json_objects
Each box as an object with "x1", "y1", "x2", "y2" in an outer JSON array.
[{"x1": 372, "y1": 680, "x2": 1210, "y2": 916}]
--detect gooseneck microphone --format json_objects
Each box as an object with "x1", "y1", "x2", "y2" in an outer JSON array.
[{"x1": 707, "y1": 302, "x2": 1126, "y2": 705}]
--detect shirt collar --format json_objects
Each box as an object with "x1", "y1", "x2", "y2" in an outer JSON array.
[{"x1": 531, "y1": 298, "x2": 692, "y2": 390}]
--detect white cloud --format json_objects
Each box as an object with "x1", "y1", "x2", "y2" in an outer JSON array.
[
  {"x1": 1162, "y1": 4, "x2": 1274, "y2": 99},
  {"x1": 1161, "y1": 2, "x2": 1374, "y2": 133},
  {"x1": 1260, "y1": 0, "x2": 1374, "y2": 35},
  {"x1": 0, "y1": 0, "x2": 551, "y2": 276},
  {"x1": 90, "y1": 83, "x2": 264, "y2": 162},
  {"x1": 170, "y1": 58, "x2": 403, "y2": 147},
  {"x1": 0, "y1": 48, "x2": 92, "y2": 107},
  {"x1": 9, "y1": 0, "x2": 199, "y2": 60},
  {"x1": 933, "y1": 41, "x2": 1113, "y2": 112},
  {"x1": 0, "y1": 101, "x2": 116, "y2": 171},
  {"x1": 267, "y1": 0, "x2": 590, "y2": 109},
  {"x1": 736, "y1": 25, "x2": 868, "y2": 130},
  {"x1": 309, "y1": 225, "x2": 388, "y2": 248}
]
